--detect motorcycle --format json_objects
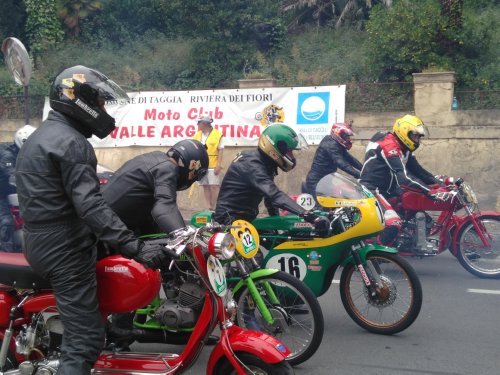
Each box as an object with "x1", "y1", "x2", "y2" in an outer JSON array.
[
  {"x1": 0, "y1": 224, "x2": 294, "y2": 375},
  {"x1": 126, "y1": 219, "x2": 324, "y2": 366},
  {"x1": 388, "y1": 176, "x2": 500, "y2": 279},
  {"x1": 253, "y1": 173, "x2": 423, "y2": 335}
]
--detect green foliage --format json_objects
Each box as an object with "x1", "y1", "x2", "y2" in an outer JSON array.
[
  {"x1": 24, "y1": 0, "x2": 64, "y2": 60},
  {"x1": 366, "y1": 0, "x2": 448, "y2": 81},
  {"x1": 0, "y1": 0, "x2": 27, "y2": 57},
  {"x1": 78, "y1": 0, "x2": 172, "y2": 46},
  {"x1": 57, "y1": 0, "x2": 103, "y2": 39},
  {"x1": 271, "y1": 27, "x2": 371, "y2": 86}
]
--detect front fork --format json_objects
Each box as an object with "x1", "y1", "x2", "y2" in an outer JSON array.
[
  {"x1": 234, "y1": 259, "x2": 278, "y2": 326},
  {"x1": 350, "y1": 243, "x2": 382, "y2": 297}
]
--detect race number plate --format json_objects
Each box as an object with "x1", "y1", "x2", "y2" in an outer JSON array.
[
  {"x1": 207, "y1": 255, "x2": 227, "y2": 296},
  {"x1": 230, "y1": 220, "x2": 260, "y2": 259},
  {"x1": 295, "y1": 193, "x2": 315, "y2": 211}
]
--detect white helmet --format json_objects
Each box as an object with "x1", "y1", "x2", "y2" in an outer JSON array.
[{"x1": 15, "y1": 125, "x2": 37, "y2": 149}]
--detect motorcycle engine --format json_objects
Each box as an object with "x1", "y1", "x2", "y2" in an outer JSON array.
[{"x1": 154, "y1": 282, "x2": 205, "y2": 329}]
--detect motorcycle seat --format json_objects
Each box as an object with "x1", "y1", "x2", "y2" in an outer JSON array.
[{"x1": 0, "y1": 252, "x2": 52, "y2": 289}]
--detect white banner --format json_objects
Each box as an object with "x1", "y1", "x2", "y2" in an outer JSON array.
[{"x1": 43, "y1": 85, "x2": 345, "y2": 147}]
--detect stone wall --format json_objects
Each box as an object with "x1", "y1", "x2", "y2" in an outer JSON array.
[{"x1": 2, "y1": 72, "x2": 500, "y2": 214}]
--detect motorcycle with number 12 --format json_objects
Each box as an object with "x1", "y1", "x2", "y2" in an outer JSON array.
[{"x1": 0, "y1": 224, "x2": 294, "y2": 375}]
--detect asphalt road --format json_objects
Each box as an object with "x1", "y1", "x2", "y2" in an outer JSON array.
[{"x1": 132, "y1": 252, "x2": 500, "y2": 375}]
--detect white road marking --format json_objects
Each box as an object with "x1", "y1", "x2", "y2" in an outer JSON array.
[
  {"x1": 467, "y1": 288, "x2": 500, "y2": 295},
  {"x1": 332, "y1": 279, "x2": 340, "y2": 284}
]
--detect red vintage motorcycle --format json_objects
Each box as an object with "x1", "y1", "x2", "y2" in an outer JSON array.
[
  {"x1": 388, "y1": 176, "x2": 500, "y2": 279},
  {"x1": 0, "y1": 225, "x2": 293, "y2": 374}
]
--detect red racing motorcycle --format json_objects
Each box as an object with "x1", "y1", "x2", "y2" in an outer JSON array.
[
  {"x1": 0, "y1": 225, "x2": 293, "y2": 375},
  {"x1": 388, "y1": 176, "x2": 500, "y2": 279}
]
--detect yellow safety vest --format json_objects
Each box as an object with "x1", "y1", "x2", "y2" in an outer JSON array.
[{"x1": 193, "y1": 128, "x2": 223, "y2": 168}]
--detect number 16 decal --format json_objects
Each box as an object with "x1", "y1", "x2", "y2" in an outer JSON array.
[{"x1": 266, "y1": 254, "x2": 307, "y2": 280}]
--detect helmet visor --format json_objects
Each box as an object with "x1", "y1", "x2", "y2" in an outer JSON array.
[{"x1": 79, "y1": 78, "x2": 129, "y2": 113}]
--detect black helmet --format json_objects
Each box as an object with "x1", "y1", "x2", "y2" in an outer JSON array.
[
  {"x1": 49, "y1": 65, "x2": 129, "y2": 139},
  {"x1": 167, "y1": 139, "x2": 209, "y2": 190}
]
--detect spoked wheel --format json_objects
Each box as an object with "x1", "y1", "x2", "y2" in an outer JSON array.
[
  {"x1": 215, "y1": 353, "x2": 294, "y2": 375},
  {"x1": 456, "y1": 216, "x2": 500, "y2": 279},
  {"x1": 339, "y1": 251, "x2": 422, "y2": 335},
  {"x1": 233, "y1": 271, "x2": 324, "y2": 366}
]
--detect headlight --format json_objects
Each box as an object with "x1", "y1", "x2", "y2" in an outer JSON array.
[
  {"x1": 461, "y1": 182, "x2": 478, "y2": 204},
  {"x1": 208, "y1": 232, "x2": 236, "y2": 260}
]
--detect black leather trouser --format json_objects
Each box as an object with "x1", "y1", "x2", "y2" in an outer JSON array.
[{"x1": 24, "y1": 221, "x2": 105, "y2": 375}]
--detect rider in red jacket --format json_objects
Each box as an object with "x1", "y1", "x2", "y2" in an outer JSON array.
[{"x1": 359, "y1": 114, "x2": 439, "y2": 250}]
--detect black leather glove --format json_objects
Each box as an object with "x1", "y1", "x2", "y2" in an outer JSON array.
[
  {"x1": 301, "y1": 211, "x2": 331, "y2": 232},
  {"x1": 133, "y1": 242, "x2": 170, "y2": 269}
]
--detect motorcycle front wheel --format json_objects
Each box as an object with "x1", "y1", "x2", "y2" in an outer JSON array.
[
  {"x1": 340, "y1": 251, "x2": 422, "y2": 335},
  {"x1": 233, "y1": 271, "x2": 324, "y2": 366},
  {"x1": 214, "y1": 353, "x2": 294, "y2": 374},
  {"x1": 456, "y1": 215, "x2": 500, "y2": 279}
]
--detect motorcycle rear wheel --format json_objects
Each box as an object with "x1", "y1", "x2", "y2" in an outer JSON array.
[
  {"x1": 233, "y1": 271, "x2": 324, "y2": 366},
  {"x1": 456, "y1": 215, "x2": 500, "y2": 279},
  {"x1": 214, "y1": 353, "x2": 294, "y2": 374},
  {"x1": 340, "y1": 251, "x2": 422, "y2": 335}
]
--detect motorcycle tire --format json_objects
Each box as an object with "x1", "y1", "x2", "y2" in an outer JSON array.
[
  {"x1": 455, "y1": 215, "x2": 500, "y2": 279},
  {"x1": 340, "y1": 251, "x2": 422, "y2": 335},
  {"x1": 232, "y1": 271, "x2": 324, "y2": 366},
  {"x1": 214, "y1": 353, "x2": 294, "y2": 375}
]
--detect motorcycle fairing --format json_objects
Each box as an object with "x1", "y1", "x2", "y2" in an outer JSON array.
[{"x1": 206, "y1": 325, "x2": 290, "y2": 374}]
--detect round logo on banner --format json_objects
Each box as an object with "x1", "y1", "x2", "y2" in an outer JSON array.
[
  {"x1": 230, "y1": 220, "x2": 260, "y2": 259},
  {"x1": 207, "y1": 255, "x2": 227, "y2": 296}
]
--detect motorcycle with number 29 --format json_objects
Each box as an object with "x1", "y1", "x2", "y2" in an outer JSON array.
[
  {"x1": 253, "y1": 173, "x2": 423, "y2": 335},
  {"x1": 0, "y1": 224, "x2": 294, "y2": 375}
]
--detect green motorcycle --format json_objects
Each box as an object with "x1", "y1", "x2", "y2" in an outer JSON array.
[
  {"x1": 252, "y1": 173, "x2": 423, "y2": 334},
  {"x1": 128, "y1": 221, "x2": 324, "y2": 366}
]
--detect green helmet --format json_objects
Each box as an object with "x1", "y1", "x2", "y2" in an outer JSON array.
[{"x1": 258, "y1": 124, "x2": 306, "y2": 172}]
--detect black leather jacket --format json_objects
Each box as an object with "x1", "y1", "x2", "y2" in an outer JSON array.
[
  {"x1": 15, "y1": 111, "x2": 139, "y2": 256},
  {"x1": 214, "y1": 149, "x2": 305, "y2": 224},
  {"x1": 304, "y1": 135, "x2": 362, "y2": 193},
  {"x1": 102, "y1": 152, "x2": 185, "y2": 235}
]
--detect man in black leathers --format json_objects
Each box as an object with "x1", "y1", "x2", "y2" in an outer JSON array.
[
  {"x1": 214, "y1": 124, "x2": 329, "y2": 230},
  {"x1": 102, "y1": 139, "x2": 208, "y2": 237},
  {"x1": 15, "y1": 66, "x2": 169, "y2": 375},
  {"x1": 0, "y1": 125, "x2": 36, "y2": 252},
  {"x1": 101, "y1": 139, "x2": 209, "y2": 343},
  {"x1": 302, "y1": 122, "x2": 362, "y2": 199}
]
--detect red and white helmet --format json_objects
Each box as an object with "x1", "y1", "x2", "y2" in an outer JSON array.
[{"x1": 330, "y1": 122, "x2": 354, "y2": 150}]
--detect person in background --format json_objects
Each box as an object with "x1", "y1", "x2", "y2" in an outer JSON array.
[
  {"x1": 193, "y1": 115, "x2": 224, "y2": 210},
  {"x1": 302, "y1": 122, "x2": 362, "y2": 200},
  {"x1": 15, "y1": 65, "x2": 168, "y2": 375},
  {"x1": 359, "y1": 114, "x2": 440, "y2": 252},
  {"x1": 215, "y1": 124, "x2": 330, "y2": 232},
  {"x1": 0, "y1": 124, "x2": 36, "y2": 252}
]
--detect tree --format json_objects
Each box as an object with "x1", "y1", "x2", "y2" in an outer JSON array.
[
  {"x1": 24, "y1": 0, "x2": 64, "y2": 62},
  {"x1": 57, "y1": 0, "x2": 103, "y2": 39},
  {"x1": 366, "y1": 0, "x2": 448, "y2": 81},
  {"x1": 281, "y1": 0, "x2": 392, "y2": 29}
]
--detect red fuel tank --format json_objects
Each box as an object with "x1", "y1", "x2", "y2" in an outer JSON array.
[
  {"x1": 96, "y1": 256, "x2": 161, "y2": 314},
  {"x1": 0, "y1": 287, "x2": 17, "y2": 327}
]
